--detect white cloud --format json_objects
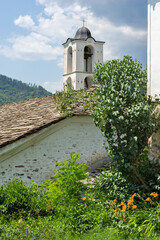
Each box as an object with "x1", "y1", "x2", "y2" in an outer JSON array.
[
  {"x1": 44, "y1": 2, "x2": 64, "y2": 16},
  {"x1": 85, "y1": 15, "x2": 146, "y2": 60},
  {"x1": 42, "y1": 80, "x2": 63, "y2": 93},
  {"x1": 14, "y1": 15, "x2": 35, "y2": 29},
  {"x1": 36, "y1": 0, "x2": 51, "y2": 5},
  {"x1": 119, "y1": 25, "x2": 146, "y2": 39},
  {"x1": 0, "y1": 33, "x2": 63, "y2": 60},
  {"x1": 0, "y1": 1, "x2": 147, "y2": 62}
]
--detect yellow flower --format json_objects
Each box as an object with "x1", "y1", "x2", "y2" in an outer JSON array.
[
  {"x1": 150, "y1": 192, "x2": 159, "y2": 198},
  {"x1": 128, "y1": 193, "x2": 136, "y2": 202},
  {"x1": 82, "y1": 197, "x2": 86, "y2": 201},
  {"x1": 132, "y1": 205, "x2": 137, "y2": 209},
  {"x1": 127, "y1": 199, "x2": 133, "y2": 205},
  {"x1": 84, "y1": 203, "x2": 87, "y2": 207},
  {"x1": 122, "y1": 205, "x2": 127, "y2": 212},
  {"x1": 145, "y1": 197, "x2": 151, "y2": 201},
  {"x1": 106, "y1": 205, "x2": 109, "y2": 208},
  {"x1": 131, "y1": 193, "x2": 137, "y2": 198},
  {"x1": 120, "y1": 202, "x2": 124, "y2": 205},
  {"x1": 111, "y1": 200, "x2": 116, "y2": 205},
  {"x1": 114, "y1": 208, "x2": 118, "y2": 214}
]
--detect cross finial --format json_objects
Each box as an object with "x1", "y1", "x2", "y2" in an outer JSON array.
[{"x1": 82, "y1": 18, "x2": 86, "y2": 27}]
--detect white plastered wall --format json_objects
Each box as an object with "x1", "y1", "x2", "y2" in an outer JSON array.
[
  {"x1": 148, "y1": 0, "x2": 160, "y2": 98},
  {"x1": 0, "y1": 116, "x2": 107, "y2": 186}
]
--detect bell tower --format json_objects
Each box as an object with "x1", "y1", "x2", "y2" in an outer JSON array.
[{"x1": 62, "y1": 25, "x2": 105, "y2": 90}]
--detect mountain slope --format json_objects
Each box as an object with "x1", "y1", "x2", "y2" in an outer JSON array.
[{"x1": 0, "y1": 74, "x2": 52, "y2": 105}]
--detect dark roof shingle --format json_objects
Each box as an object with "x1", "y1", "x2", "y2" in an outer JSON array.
[
  {"x1": 0, "y1": 87, "x2": 95, "y2": 148},
  {"x1": 0, "y1": 95, "x2": 65, "y2": 148}
]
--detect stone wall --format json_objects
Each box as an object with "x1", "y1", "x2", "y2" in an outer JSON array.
[
  {"x1": 149, "y1": 130, "x2": 160, "y2": 162},
  {"x1": 0, "y1": 116, "x2": 107, "y2": 186},
  {"x1": 149, "y1": 104, "x2": 160, "y2": 162}
]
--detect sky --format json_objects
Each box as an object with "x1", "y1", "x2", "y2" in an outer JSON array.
[{"x1": 0, "y1": 0, "x2": 147, "y2": 93}]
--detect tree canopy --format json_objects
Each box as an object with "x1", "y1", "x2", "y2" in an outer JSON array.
[
  {"x1": 0, "y1": 74, "x2": 52, "y2": 105},
  {"x1": 93, "y1": 56, "x2": 158, "y2": 185}
]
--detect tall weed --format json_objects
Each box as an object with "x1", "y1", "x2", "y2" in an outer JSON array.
[{"x1": 44, "y1": 154, "x2": 89, "y2": 215}]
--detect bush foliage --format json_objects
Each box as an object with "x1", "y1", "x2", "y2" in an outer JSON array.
[
  {"x1": 0, "y1": 154, "x2": 159, "y2": 239},
  {"x1": 0, "y1": 179, "x2": 47, "y2": 218}
]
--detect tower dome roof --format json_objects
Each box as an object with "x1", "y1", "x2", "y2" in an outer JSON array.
[{"x1": 74, "y1": 26, "x2": 92, "y2": 40}]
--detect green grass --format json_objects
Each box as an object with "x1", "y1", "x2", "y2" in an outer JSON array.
[{"x1": 1, "y1": 219, "x2": 160, "y2": 240}]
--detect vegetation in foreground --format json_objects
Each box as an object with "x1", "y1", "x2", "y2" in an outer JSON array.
[
  {"x1": 0, "y1": 154, "x2": 159, "y2": 239},
  {"x1": 0, "y1": 56, "x2": 160, "y2": 239}
]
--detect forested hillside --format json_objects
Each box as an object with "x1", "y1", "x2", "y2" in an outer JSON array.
[{"x1": 0, "y1": 74, "x2": 52, "y2": 105}]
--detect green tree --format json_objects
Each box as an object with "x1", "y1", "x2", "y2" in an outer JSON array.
[
  {"x1": 0, "y1": 74, "x2": 52, "y2": 105},
  {"x1": 93, "y1": 56, "x2": 158, "y2": 185}
]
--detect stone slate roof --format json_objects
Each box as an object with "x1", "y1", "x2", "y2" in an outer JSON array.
[{"x1": 0, "y1": 93, "x2": 91, "y2": 148}]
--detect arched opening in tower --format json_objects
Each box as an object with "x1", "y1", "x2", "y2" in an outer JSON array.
[
  {"x1": 84, "y1": 76, "x2": 92, "y2": 89},
  {"x1": 66, "y1": 77, "x2": 72, "y2": 88},
  {"x1": 84, "y1": 46, "x2": 93, "y2": 72},
  {"x1": 67, "y1": 46, "x2": 72, "y2": 73}
]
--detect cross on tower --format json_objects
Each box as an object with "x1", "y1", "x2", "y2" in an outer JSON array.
[{"x1": 82, "y1": 18, "x2": 86, "y2": 27}]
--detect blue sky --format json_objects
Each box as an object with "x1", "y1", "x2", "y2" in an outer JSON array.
[{"x1": 0, "y1": 0, "x2": 147, "y2": 93}]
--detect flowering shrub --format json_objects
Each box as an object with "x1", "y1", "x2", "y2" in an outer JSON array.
[
  {"x1": 93, "y1": 168, "x2": 137, "y2": 202},
  {"x1": 0, "y1": 157, "x2": 159, "y2": 239}
]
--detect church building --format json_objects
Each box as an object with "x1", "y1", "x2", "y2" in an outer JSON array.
[
  {"x1": 0, "y1": 10, "x2": 160, "y2": 186},
  {"x1": 0, "y1": 25, "x2": 107, "y2": 186},
  {"x1": 148, "y1": 0, "x2": 160, "y2": 98},
  {"x1": 63, "y1": 24, "x2": 105, "y2": 90}
]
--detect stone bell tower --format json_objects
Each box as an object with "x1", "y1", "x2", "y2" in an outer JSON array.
[{"x1": 62, "y1": 24, "x2": 105, "y2": 90}]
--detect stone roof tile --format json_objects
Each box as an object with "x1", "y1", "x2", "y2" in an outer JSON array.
[
  {"x1": 0, "y1": 95, "x2": 65, "y2": 148},
  {"x1": 0, "y1": 89, "x2": 93, "y2": 148}
]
